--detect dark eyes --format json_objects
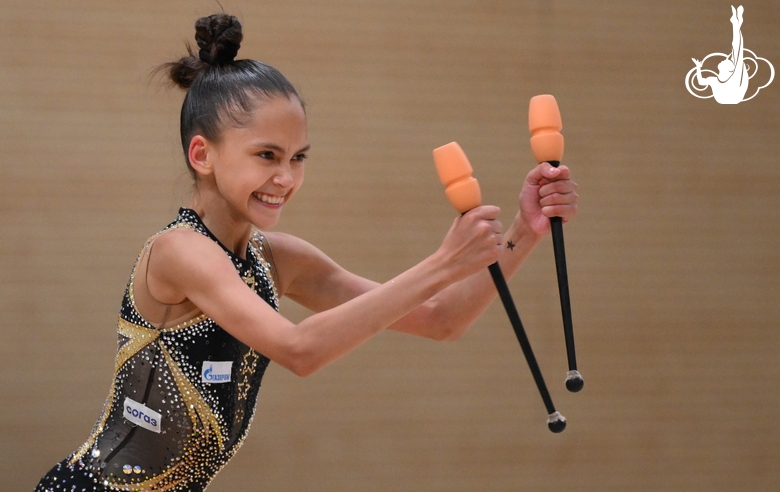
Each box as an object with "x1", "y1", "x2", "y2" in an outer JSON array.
[{"x1": 256, "y1": 152, "x2": 307, "y2": 162}]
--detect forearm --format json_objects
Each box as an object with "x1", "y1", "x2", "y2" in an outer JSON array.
[
  {"x1": 282, "y1": 250, "x2": 454, "y2": 375},
  {"x1": 389, "y1": 216, "x2": 542, "y2": 340}
]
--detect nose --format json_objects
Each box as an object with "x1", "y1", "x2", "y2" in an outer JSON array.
[{"x1": 273, "y1": 162, "x2": 294, "y2": 189}]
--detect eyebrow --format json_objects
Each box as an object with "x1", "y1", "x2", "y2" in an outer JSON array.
[{"x1": 251, "y1": 142, "x2": 311, "y2": 154}]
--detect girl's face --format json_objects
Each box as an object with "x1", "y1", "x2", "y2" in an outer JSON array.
[{"x1": 206, "y1": 95, "x2": 309, "y2": 229}]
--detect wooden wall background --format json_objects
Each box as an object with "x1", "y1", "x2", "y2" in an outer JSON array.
[{"x1": 2, "y1": 0, "x2": 779, "y2": 490}]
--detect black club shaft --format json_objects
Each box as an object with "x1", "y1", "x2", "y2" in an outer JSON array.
[
  {"x1": 548, "y1": 160, "x2": 583, "y2": 393},
  {"x1": 487, "y1": 262, "x2": 566, "y2": 433}
]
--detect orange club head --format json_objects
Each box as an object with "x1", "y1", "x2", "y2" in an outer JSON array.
[
  {"x1": 433, "y1": 142, "x2": 482, "y2": 214},
  {"x1": 529, "y1": 94, "x2": 564, "y2": 164}
]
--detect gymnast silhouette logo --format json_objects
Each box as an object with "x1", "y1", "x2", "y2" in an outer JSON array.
[{"x1": 685, "y1": 5, "x2": 774, "y2": 104}]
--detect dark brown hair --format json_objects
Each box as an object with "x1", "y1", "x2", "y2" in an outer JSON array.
[{"x1": 159, "y1": 14, "x2": 302, "y2": 175}]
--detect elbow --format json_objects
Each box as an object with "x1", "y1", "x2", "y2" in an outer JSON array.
[
  {"x1": 278, "y1": 338, "x2": 324, "y2": 378},
  {"x1": 433, "y1": 326, "x2": 466, "y2": 342},
  {"x1": 424, "y1": 305, "x2": 467, "y2": 342},
  {"x1": 286, "y1": 356, "x2": 321, "y2": 378},
  {"x1": 290, "y1": 362, "x2": 319, "y2": 378}
]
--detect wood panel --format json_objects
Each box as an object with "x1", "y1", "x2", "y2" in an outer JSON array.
[{"x1": 1, "y1": 0, "x2": 778, "y2": 490}]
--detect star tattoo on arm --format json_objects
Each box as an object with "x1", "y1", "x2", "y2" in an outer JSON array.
[{"x1": 506, "y1": 240, "x2": 516, "y2": 250}]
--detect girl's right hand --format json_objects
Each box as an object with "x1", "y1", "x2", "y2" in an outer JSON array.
[{"x1": 434, "y1": 205, "x2": 503, "y2": 283}]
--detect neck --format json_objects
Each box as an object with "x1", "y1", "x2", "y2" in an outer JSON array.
[{"x1": 187, "y1": 190, "x2": 253, "y2": 259}]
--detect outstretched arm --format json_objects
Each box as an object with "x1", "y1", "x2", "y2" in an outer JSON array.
[
  {"x1": 274, "y1": 162, "x2": 578, "y2": 341},
  {"x1": 390, "y1": 162, "x2": 578, "y2": 340},
  {"x1": 146, "y1": 206, "x2": 503, "y2": 376}
]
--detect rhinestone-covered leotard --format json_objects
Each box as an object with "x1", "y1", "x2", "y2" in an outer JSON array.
[{"x1": 35, "y1": 209, "x2": 278, "y2": 492}]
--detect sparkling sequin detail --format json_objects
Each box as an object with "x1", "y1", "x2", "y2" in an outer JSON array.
[{"x1": 36, "y1": 209, "x2": 277, "y2": 491}]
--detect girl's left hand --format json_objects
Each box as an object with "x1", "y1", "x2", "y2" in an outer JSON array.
[{"x1": 517, "y1": 162, "x2": 579, "y2": 237}]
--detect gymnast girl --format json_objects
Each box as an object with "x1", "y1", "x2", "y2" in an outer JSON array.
[
  {"x1": 35, "y1": 13, "x2": 578, "y2": 491},
  {"x1": 692, "y1": 5, "x2": 748, "y2": 104}
]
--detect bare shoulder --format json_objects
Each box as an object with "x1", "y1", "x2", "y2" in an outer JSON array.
[
  {"x1": 263, "y1": 231, "x2": 317, "y2": 254},
  {"x1": 262, "y1": 231, "x2": 334, "y2": 268},
  {"x1": 263, "y1": 232, "x2": 328, "y2": 295},
  {"x1": 262, "y1": 231, "x2": 346, "y2": 301},
  {"x1": 152, "y1": 226, "x2": 226, "y2": 265},
  {"x1": 149, "y1": 226, "x2": 238, "y2": 292}
]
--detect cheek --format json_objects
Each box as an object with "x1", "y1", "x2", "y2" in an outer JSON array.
[
  {"x1": 288, "y1": 167, "x2": 305, "y2": 198},
  {"x1": 293, "y1": 165, "x2": 305, "y2": 188}
]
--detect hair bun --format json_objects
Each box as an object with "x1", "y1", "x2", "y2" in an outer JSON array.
[{"x1": 195, "y1": 14, "x2": 243, "y2": 65}]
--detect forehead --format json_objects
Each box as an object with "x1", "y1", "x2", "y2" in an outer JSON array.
[{"x1": 224, "y1": 95, "x2": 308, "y2": 144}]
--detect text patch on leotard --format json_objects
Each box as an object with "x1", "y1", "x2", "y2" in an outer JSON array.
[
  {"x1": 202, "y1": 361, "x2": 233, "y2": 383},
  {"x1": 123, "y1": 397, "x2": 162, "y2": 433}
]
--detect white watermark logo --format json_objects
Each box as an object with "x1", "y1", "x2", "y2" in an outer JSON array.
[{"x1": 685, "y1": 5, "x2": 774, "y2": 104}]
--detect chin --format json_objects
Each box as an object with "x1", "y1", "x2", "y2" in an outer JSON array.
[
  {"x1": 250, "y1": 218, "x2": 280, "y2": 230},
  {"x1": 250, "y1": 210, "x2": 282, "y2": 230}
]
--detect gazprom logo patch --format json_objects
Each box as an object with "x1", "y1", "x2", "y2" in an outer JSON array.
[
  {"x1": 202, "y1": 361, "x2": 232, "y2": 383},
  {"x1": 123, "y1": 397, "x2": 162, "y2": 434}
]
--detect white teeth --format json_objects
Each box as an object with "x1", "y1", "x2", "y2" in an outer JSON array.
[{"x1": 254, "y1": 193, "x2": 284, "y2": 205}]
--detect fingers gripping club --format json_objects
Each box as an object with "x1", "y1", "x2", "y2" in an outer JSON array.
[{"x1": 433, "y1": 142, "x2": 566, "y2": 433}]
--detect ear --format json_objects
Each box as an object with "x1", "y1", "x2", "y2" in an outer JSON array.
[{"x1": 188, "y1": 135, "x2": 214, "y2": 176}]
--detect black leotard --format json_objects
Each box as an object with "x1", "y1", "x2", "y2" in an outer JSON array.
[{"x1": 35, "y1": 208, "x2": 278, "y2": 491}]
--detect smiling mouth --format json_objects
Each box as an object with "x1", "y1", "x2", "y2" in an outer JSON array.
[{"x1": 253, "y1": 192, "x2": 285, "y2": 206}]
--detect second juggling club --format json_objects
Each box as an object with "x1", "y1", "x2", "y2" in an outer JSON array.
[
  {"x1": 528, "y1": 94, "x2": 583, "y2": 393},
  {"x1": 433, "y1": 141, "x2": 566, "y2": 433}
]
